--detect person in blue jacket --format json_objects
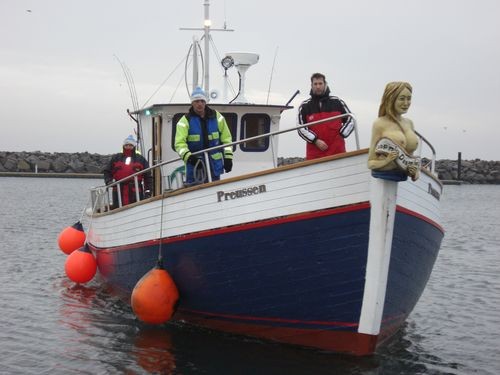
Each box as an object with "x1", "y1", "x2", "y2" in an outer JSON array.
[{"x1": 175, "y1": 86, "x2": 233, "y2": 185}]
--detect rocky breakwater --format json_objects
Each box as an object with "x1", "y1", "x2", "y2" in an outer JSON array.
[
  {"x1": 1, "y1": 151, "x2": 499, "y2": 184},
  {"x1": 434, "y1": 159, "x2": 500, "y2": 184},
  {"x1": 0, "y1": 151, "x2": 111, "y2": 175}
]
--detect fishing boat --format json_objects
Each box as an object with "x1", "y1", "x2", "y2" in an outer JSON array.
[{"x1": 84, "y1": 1, "x2": 443, "y2": 356}]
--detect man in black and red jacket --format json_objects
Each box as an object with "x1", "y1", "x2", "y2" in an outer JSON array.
[
  {"x1": 103, "y1": 135, "x2": 152, "y2": 207},
  {"x1": 297, "y1": 72, "x2": 355, "y2": 160}
]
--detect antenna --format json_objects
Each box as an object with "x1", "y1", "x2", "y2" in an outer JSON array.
[
  {"x1": 266, "y1": 46, "x2": 279, "y2": 105},
  {"x1": 223, "y1": 0, "x2": 227, "y2": 29},
  {"x1": 180, "y1": 0, "x2": 234, "y2": 96},
  {"x1": 225, "y1": 52, "x2": 259, "y2": 103}
]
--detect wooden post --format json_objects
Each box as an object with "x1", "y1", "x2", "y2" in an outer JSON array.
[
  {"x1": 359, "y1": 177, "x2": 398, "y2": 336},
  {"x1": 457, "y1": 152, "x2": 462, "y2": 181},
  {"x1": 153, "y1": 116, "x2": 162, "y2": 196}
]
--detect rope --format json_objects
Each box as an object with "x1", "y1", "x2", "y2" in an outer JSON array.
[
  {"x1": 82, "y1": 190, "x2": 101, "y2": 245},
  {"x1": 78, "y1": 195, "x2": 91, "y2": 223},
  {"x1": 192, "y1": 159, "x2": 207, "y2": 185},
  {"x1": 157, "y1": 192, "x2": 165, "y2": 262},
  {"x1": 209, "y1": 36, "x2": 236, "y2": 97},
  {"x1": 141, "y1": 55, "x2": 187, "y2": 109}
]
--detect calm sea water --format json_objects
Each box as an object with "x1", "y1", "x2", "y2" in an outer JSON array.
[{"x1": 0, "y1": 177, "x2": 499, "y2": 374}]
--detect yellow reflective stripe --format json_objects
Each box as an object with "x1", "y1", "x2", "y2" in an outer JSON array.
[
  {"x1": 208, "y1": 132, "x2": 220, "y2": 140},
  {"x1": 178, "y1": 147, "x2": 189, "y2": 158},
  {"x1": 211, "y1": 152, "x2": 223, "y2": 160},
  {"x1": 187, "y1": 134, "x2": 200, "y2": 142}
]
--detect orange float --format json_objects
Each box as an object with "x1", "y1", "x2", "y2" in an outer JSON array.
[
  {"x1": 65, "y1": 244, "x2": 97, "y2": 283},
  {"x1": 131, "y1": 260, "x2": 179, "y2": 324},
  {"x1": 58, "y1": 221, "x2": 86, "y2": 255}
]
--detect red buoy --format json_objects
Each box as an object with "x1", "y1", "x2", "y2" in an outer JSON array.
[
  {"x1": 58, "y1": 221, "x2": 86, "y2": 255},
  {"x1": 65, "y1": 244, "x2": 97, "y2": 284},
  {"x1": 131, "y1": 260, "x2": 179, "y2": 324}
]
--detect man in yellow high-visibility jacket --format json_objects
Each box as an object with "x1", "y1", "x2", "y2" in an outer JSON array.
[{"x1": 175, "y1": 86, "x2": 233, "y2": 184}]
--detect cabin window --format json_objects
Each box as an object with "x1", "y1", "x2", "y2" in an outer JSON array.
[
  {"x1": 170, "y1": 112, "x2": 238, "y2": 151},
  {"x1": 240, "y1": 114, "x2": 270, "y2": 152}
]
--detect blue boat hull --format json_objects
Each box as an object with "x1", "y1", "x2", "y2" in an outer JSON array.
[
  {"x1": 90, "y1": 202, "x2": 443, "y2": 355},
  {"x1": 379, "y1": 207, "x2": 443, "y2": 340}
]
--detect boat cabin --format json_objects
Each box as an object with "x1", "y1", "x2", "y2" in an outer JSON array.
[{"x1": 135, "y1": 102, "x2": 291, "y2": 192}]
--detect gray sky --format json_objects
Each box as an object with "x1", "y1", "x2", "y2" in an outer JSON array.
[{"x1": 1, "y1": 0, "x2": 499, "y2": 160}]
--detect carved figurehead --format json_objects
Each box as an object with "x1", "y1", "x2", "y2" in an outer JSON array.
[{"x1": 367, "y1": 81, "x2": 421, "y2": 181}]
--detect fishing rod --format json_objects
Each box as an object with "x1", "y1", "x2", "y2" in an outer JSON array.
[
  {"x1": 114, "y1": 54, "x2": 144, "y2": 152},
  {"x1": 266, "y1": 46, "x2": 279, "y2": 105}
]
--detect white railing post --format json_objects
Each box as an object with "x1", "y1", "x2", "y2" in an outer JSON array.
[
  {"x1": 134, "y1": 176, "x2": 140, "y2": 202},
  {"x1": 117, "y1": 183, "x2": 122, "y2": 207},
  {"x1": 204, "y1": 151, "x2": 212, "y2": 183}
]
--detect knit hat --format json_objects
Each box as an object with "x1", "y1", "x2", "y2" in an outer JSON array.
[
  {"x1": 191, "y1": 86, "x2": 207, "y2": 103},
  {"x1": 123, "y1": 134, "x2": 137, "y2": 146}
]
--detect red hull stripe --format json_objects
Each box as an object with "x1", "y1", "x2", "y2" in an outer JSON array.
[
  {"x1": 178, "y1": 308, "x2": 359, "y2": 328},
  {"x1": 94, "y1": 202, "x2": 371, "y2": 251},
  {"x1": 92, "y1": 201, "x2": 443, "y2": 252},
  {"x1": 396, "y1": 205, "x2": 444, "y2": 233},
  {"x1": 164, "y1": 202, "x2": 371, "y2": 244},
  {"x1": 175, "y1": 310, "x2": 378, "y2": 356}
]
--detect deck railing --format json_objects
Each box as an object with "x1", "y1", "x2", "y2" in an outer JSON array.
[{"x1": 90, "y1": 113, "x2": 436, "y2": 212}]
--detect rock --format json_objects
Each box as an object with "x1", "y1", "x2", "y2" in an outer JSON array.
[
  {"x1": 278, "y1": 157, "x2": 305, "y2": 166},
  {"x1": 36, "y1": 160, "x2": 51, "y2": 172},
  {"x1": 17, "y1": 159, "x2": 32, "y2": 172},
  {"x1": 68, "y1": 159, "x2": 86, "y2": 173},
  {"x1": 3, "y1": 156, "x2": 18, "y2": 170},
  {"x1": 26, "y1": 154, "x2": 40, "y2": 165},
  {"x1": 85, "y1": 163, "x2": 102, "y2": 173},
  {"x1": 438, "y1": 170, "x2": 453, "y2": 181},
  {"x1": 52, "y1": 156, "x2": 68, "y2": 172}
]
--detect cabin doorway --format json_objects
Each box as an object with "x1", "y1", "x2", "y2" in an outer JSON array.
[{"x1": 152, "y1": 116, "x2": 162, "y2": 196}]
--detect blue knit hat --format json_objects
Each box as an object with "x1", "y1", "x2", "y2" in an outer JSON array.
[
  {"x1": 123, "y1": 134, "x2": 137, "y2": 146},
  {"x1": 191, "y1": 86, "x2": 207, "y2": 102}
]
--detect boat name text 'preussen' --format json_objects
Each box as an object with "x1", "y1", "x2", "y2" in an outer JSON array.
[
  {"x1": 217, "y1": 185, "x2": 267, "y2": 202},
  {"x1": 427, "y1": 183, "x2": 441, "y2": 200}
]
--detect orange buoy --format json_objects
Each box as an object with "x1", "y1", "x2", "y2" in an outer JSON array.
[
  {"x1": 65, "y1": 244, "x2": 97, "y2": 284},
  {"x1": 58, "y1": 221, "x2": 86, "y2": 255},
  {"x1": 131, "y1": 259, "x2": 179, "y2": 324}
]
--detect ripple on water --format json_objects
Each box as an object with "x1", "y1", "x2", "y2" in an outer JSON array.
[{"x1": 1, "y1": 180, "x2": 500, "y2": 374}]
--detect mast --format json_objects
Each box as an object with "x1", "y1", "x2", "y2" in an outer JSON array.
[
  {"x1": 180, "y1": 0, "x2": 234, "y2": 98},
  {"x1": 192, "y1": 36, "x2": 199, "y2": 90},
  {"x1": 203, "y1": 0, "x2": 210, "y2": 94}
]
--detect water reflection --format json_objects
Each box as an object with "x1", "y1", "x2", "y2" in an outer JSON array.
[
  {"x1": 57, "y1": 280, "x2": 100, "y2": 334},
  {"x1": 129, "y1": 322, "x2": 385, "y2": 375},
  {"x1": 57, "y1": 278, "x2": 463, "y2": 374},
  {"x1": 59, "y1": 279, "x2": 178, "y2": 373},
  {"x1": 58, "y1": 278, "x2": 382, "y2": 374},
  {"x1": 376, "y1": 324, "x2": 463, "y2": 375},
  {"x1": 132, "y1": 328, "x2": 177, "y2": 374}
]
